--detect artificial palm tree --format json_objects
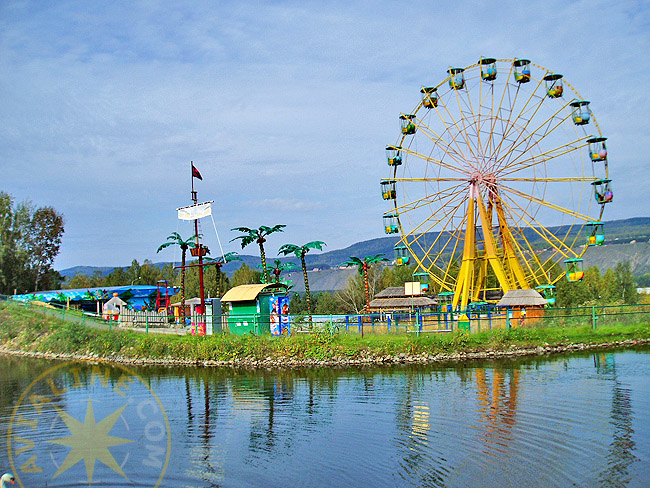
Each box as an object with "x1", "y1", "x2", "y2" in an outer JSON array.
[
  {"x1": 230, "y1": 225, "x2": 286, "y2": 283},
  {"x1": 278, "y1": 241, "x2": 326, "y2": 321},
  {"x1": 157, "y1": 232, "x2": 197, "y2": 324},
  {"x1": 268, "y1": 258, "x2": 298, "y2": 284},
  {"x1": 341, "y1": 254, "x2": 389, "y2": 313},
  {"x1": 203, "y1": 252, "x2": 241, "y2": 298}
]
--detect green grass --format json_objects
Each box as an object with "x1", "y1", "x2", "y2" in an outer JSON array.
[{"x1": 1, "y1": 302, "x2": 650, "y2": 364}]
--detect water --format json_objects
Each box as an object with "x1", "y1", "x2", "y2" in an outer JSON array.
[{"x1": 1, "y1": 348, "x2": 649, "y2": 487}]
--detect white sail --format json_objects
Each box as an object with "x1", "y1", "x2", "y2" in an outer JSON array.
[{"x1": 177, "y1": 201, "x2": 214, "y2": 220}]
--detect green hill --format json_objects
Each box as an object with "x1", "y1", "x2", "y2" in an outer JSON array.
[{"x1": 59, "y1": 217, "x2": 650, "y2": 291}]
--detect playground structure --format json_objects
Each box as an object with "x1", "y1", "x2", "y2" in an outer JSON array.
[{"x1": 382, "y1": 58, "x2": 612, "y2": 311}]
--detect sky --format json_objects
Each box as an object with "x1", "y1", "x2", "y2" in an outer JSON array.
[{"x1": 1, "y1": 0, "x2": 649, "y2": 270}]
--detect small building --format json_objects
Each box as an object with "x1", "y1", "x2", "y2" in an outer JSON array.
[
  {"x1": 368, "y1": 286, "x2": 438, "y2": 312},
  {"x1": 170, "y1": 297, "x2": 203, "y2": 321},
  {"x1": 221, "y1": 283, "x2": 289, "y2": 336},
  {"x1": 102, "y1": 293, "x2": 127, "y2": 320},
  {"x1": 496, "y1": 289, "x2": 547, "y2": 326}
]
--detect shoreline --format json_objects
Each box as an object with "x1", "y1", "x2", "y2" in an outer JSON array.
[{"x1": 2, "y1": 338, "x2": 650, "y2": 370}]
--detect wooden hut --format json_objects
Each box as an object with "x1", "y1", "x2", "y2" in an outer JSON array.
[
  {"x1": 368, "y1": 286, "x2": 438, "y2": 312},
  {"x1": 496, "y1": 289, "x2": 547, "y2": 327}
]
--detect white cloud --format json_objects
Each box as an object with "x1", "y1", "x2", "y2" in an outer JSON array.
[{"x1": 0, "y1": 0, "x2": 648, "y2": 268}]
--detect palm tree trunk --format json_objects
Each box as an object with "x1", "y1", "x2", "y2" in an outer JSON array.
[
  {"x1": 215, "y1": 267, "x2": 222, "y2": 298},
  {"x1": 301, "y1": 253, "x2": 312, "y2": 325},
  {"x1": 180, "y1": 248, "x2": 186, "y2": 326},
  {"x1": 363, "y1": 262, "x2": 370, "y2": 312},
  {"x1": 259, "y1": 242, "x2": 268, "y2": 283}
]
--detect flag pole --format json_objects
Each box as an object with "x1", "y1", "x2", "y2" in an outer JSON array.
[{"x1": 190, "y1": 161, "x2": 206, "y2": 320}]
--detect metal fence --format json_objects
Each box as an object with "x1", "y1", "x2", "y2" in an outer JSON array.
[{"x1": 2, "y1": 295, "x2": 650, "y2": 336}]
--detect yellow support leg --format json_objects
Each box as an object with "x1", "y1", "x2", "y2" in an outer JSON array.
[
  {"x1": 453, "y1": 191, "x2": 476, "y2": 310},
  {"x1": 475, "y1": 187, "x2": 513, "y2": 295}
]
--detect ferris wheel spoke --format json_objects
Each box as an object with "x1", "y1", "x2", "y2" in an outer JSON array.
[
  {"x1": 490, "y1": 76, "x2": 547, "y2": 164},
  {"x1": 434, "y1": 96, "x2": 479, "y2": 167},
  {"x1": 396, "y1": 177, "x2": 470, "y2": 182},
  {"x1": 452, "y1": 88, "x2": 482, "y2": 162},
  {"x1": 500, "y1": 183, "x2": 591, "y2": 221},
  {"x1": 498, "y1": 177, "x2": 594, "y2": 182},
  {"x1": 405, "y1": 194, "x2": 467, "y2": 246},
  {"x1": 401, "y1": 147, "x2": 468, "y2": 175},
  {"x1": 416, "y1": 113, "x2": 476, "y2": 171},
  {"x1": 494, "y1": 101, "x2": 573, "y2": 171},
  {"x1": 497, "y1": 137, "x2": 588, "y2": 177},
  {"x1": 498, "y1": 190, "x2": 584, "y2": 258},
  {"x1": 394, "y1": 181, "x2": 467, "y2": 215},
  {"x1": 407, "y1": 209, "x2": 466, "y2": 289},
  {"x1": 496, "y1": 201, "x2": 554, "y2": 285},
  {"x1": 413, "y1": 120, "x2": 474, "y2": 170}
]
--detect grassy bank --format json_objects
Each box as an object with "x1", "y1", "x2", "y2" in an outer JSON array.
[{"x1": 2, "y1": 303, "x2": 650, "y2": 366}]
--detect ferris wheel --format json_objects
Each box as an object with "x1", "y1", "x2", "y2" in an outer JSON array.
[{"x1": 381, "y1": 58, "x2": 612, "y2": 310}]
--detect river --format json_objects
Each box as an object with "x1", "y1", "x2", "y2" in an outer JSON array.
[{"x1": 1, "y1": 348, "x2": 649, "y2": 487}]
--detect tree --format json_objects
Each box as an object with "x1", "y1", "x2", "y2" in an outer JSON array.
[
  {"x1": 314, "y1": 292, "x2": 345, "y2": 314},
  {"x1": 230, "y1": 263, "x2": 262, "y2": 288},
  {"x1": 340, "y1": 255, "x2": 389, "y2": 312},
  {"x1": 614, "y1": 262, "x2": 638, "y2": 305},
  {"x1": 336, "y1": 264, "x2": 383, "y2": 314},
  {"x1": 278, "y1": 241, "x2": 326, "y2": 322},
  {"x1": 0, "y1": 192, "x2": 64, "y2": 294},
  {"x1": 230, "y1": 225, "x2": 286, "y2": 283},
  {"x1": 28, "y1": 206, "x2": 65, "y2": 291},
  {"x1": 65, "y1": 273, "x2": 94, "y2": 290},
  {"x1": 377, "y1": 263, "x2": 417, "y2": 290},
  {"x1": 203, "y1": 252, "x2": 241, "y2": 297},
  {"x1": 157, "y1": 232, "x2": 197, "y2": 323}
]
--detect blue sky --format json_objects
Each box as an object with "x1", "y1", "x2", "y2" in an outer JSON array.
[{"x1": 1, "y1": 0, "x2": 648, "y2": 270}]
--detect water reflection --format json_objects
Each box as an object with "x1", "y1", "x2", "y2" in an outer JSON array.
[
  {"x1": 594, "y1": 353, "x2": 638, "y2": 486},
  {"x1": 475, "y1": 368, "x2": 519, "y2": 455},
  {"x1": 1, "y1": 349, "x2": 649, "y2": 487}
]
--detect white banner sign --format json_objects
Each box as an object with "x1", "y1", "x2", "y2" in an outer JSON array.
[{"x1": 177, "y1": 201, "x2": 213, "y2": 220}]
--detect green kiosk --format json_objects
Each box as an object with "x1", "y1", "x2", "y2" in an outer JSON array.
[{"x1": 221, "y1": 283, "x2": 289, "y2": 336}]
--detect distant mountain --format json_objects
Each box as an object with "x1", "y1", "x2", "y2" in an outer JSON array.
[{"x1": 59, "y1": 217, "x2": 650, "y2": 290}]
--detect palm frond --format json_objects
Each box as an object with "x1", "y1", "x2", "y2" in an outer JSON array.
[
  {"x1": 304, "y1": 240, "x2": 326, "y2": 251},
  {"x1": 278, "y1": 244, "x2": 300, "y2": 256}
]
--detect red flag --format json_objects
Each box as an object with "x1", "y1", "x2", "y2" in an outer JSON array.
[{"x1": 192, "y1": 163, "x2": 202, "y2": 180}]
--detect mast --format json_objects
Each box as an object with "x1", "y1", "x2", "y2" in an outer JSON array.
[{"x1": 191, "y1": 161, "x2": 206, "y2": 315}]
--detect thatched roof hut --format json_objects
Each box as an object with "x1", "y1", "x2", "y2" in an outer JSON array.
[
  {"x1": 369, "y1": 286, "x2": 438, "y2": 312},
  {"x1": 496, "y1": 289, "x2": 547, "y2": 308}
]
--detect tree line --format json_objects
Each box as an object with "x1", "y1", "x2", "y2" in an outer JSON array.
[{"x1": 0, "y1": 192, "x2": 65, "y2": 294}]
